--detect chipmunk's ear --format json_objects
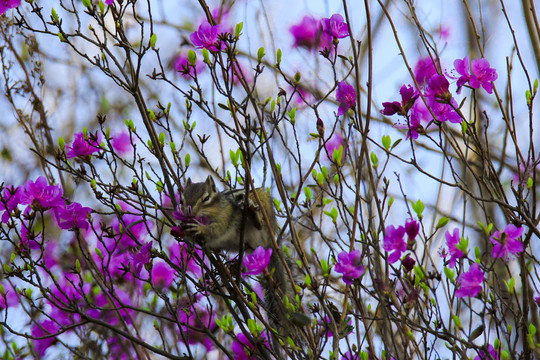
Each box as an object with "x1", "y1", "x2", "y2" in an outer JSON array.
[
  {"x1": 205, "y1": 175, "x2": 216, "y2": 193},
  {"x1": 185, "y1": 178, "x2": 192, "y2": 187}
]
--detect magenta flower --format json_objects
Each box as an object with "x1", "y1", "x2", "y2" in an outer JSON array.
[
  {"x1": 401, "y1": 254, "x2": 416, "y2": 272},
  {"x1": 334, "y1": 250, "x2": 365, "y2": 284},
  {"x1": 131, "y1": 241, "x2": 152, "y2": 276},
  {"x1": 427, "y1": 96, "x2": 462, "y2": 123},
  {"x1": 414, "y1": 57, "x2": 439, "y2": 86},
  {"x1": 490, "y1": 224, "x2": 524, "y2": 259},
  {"x1": 445, "y1": 228, "x2": 464, "y2": 268},
  {"x1": 342, "y1": 351, "x2": 359, "y2": 360},
  {"x1": 322, "y1": 14, "x2": 350, "y2": 39},
  {"x1": 111, "y1": 205, "x2": 154, "y2": 249},
  {"x1": 474, "y1": 345, "x2": 500, "y2": 360},
  {"x1": 55, "y1": 202, "x2": 92, "y2": 230},
  {"x1": 151, "y1": 260, "x2": 175, "y2": 288},
  {"x1": 381, "y1": 84, "x2": 418, "y2": 116},
  {"x1": 190, "y1": 21, "x2": 222, "y2": 52},
  {"x1": 0, "y1": 283, "x2": 19, "y2": 310},
  {"x1": 169, "y1": 242, "x2": 203, "y2": 277},
  {"x1": 289, "y1": 15, "x2": 331, "y2": 51},
  {"x1": 426, "y1": 74, "x2": 451, "y2": 101},
  {"x1": 66, "y1": 132, "x2": 102, "y2": 158},
  {"x1": 232, "y1": 332, "x2": 269, "y2": 360},
  {"x1": 19, "y1": 176, "x2": 64, "y2": 210},
  {"x1": 111, "y1": 131, "x2": 133, "y2": 155},
  {"x1": 0, "y1": 185, "x2": 20, "y2": 223},
  {"x1": 404, "y1": 218, "x2": 420, "y2": 245},
  {"x1": 453, "y1": 56, "x2": 498, "y2": 94},
  {"x1": 31, "y1": 320, "x2": 61, "y2": 357},
  {"x1": 243, "y1": 246, "x2": 273, "y2": 275},
  {"x1": 105, "y1": 0, "x2": 114, "y2": 4},
  {"x1": 336, "y1": 81, "x2": 356, "y2": 116},
  {"x1": 455, "y1": 263, "x2": 484, "y2": 298},
  {"x1": 382, "y1": 225, "x2": 407, "y2": 263},
  {"x1": 0, "y1": 0, "x2": 20, "y2": 15},
  {"x1": 173, "y1": 52, "x2": 206, "y2": 79}
]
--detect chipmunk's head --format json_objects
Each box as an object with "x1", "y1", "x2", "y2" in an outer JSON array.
[{"x1": 180, "y1": 175, "x2": 219, "y2": 218}]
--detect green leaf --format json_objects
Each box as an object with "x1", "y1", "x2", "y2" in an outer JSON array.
[
  {"x1": 184, "y1": 153, "x2": 191, "y2": 167},
  {"x1": 461, "y1": 120, "x2": 468, "y2": 134},
  {"x1": 51, "y1": 8, "x2": 59, "y2": 22},
  {"x1": 526, "y1": 90, "x2": 532, "y2": 106},
  {"x1": 505, "y1": 277, "x2": 515, "y2": 294},
  {"x1": 82, "y1": 0, "x2": 91, "y2": 9},
  {"x1": 321, "y1": 259, "x2": 330, "y2": 277},
  {"x1": 304, "y1": 274, "x2": 311, "y2": 287},
  {"x1": 235, "y1": 22, "x2": 243, "y2": 37},
  {"x1": 444, "y1": 266, "x2": 455, "y2": 282},
  {"x1": 98, "y1": 0, "x2": 105, "y2": 12},
  {"x1": 316, "y1": 172, "x2": 324, "y2": 185},
  {"x1": 529, "y1": 323, "x2": 537, "y2": 336},
  {"x1": 230, "y1": 149, "x2": 238, "y2": 166},
  {"x1": 170, "y1": 141, "x2": 176, "y2": 152},
  {"x1": 453, "y1": 315, "x2": 462, "y2": 330},
  {"x1": 58, "y1": 32, "x2": 67, "y2": 42},
  {"x1": 58, "y1": 137, "x2": 65, "y2": 150},
  {"x1": 150, "y1": 33, "x2": 157, "y2": 49},
  {"x1": 436, "y1": 217, "x2": 449, "y2": 229},
  {"x1": 95, "y1": 247, "x2": 103, "y2": 259},
  {"x1": 323, "y1": 208, "x2": 338, "y2": 223},
  {"x1": 370, "y1": 151, "x2": 378, "y2": 168},
  {"x1": 534, "y1": 79, "x2": 539, "y2": 95},
  {"x1": 187, "y1": 49, "x2": 197, "y2": 66},
  {"x1": 411, "y1": 199, "x2": 424, "y2": 217},
  {"x1": 202, "y1": 48, "x2": 210, "y2": 64},
  {"x1": 276, "y1": 48, "x2": 282, "y2": 65},
  {"x1": 456, "y1": 237, "x2": 469, "y2": 253},
  {"x1": 75, "y1": 259, "x2": 81, "y2": 273},
  {"x1": 304, "y1": 187, "x2": 312, "y2": 201},
  {"x1": 257, "y1": 47, "x2": 265, "y2": 62},
  {"x1": 382, "y1": 135, "x2": 391, "y2": 150},
  {"x1": 294, "y1": 72, "x2": 301, "y2": 83},
  {"x1": 0, "y1": 284, "x2": 4, "y2": 297}
]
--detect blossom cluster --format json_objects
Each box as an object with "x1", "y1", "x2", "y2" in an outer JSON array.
[{"x1": 381, "y1": 56, "x2": 498, "y2": 139}]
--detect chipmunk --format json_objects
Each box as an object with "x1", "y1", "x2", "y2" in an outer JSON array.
[{"x1": 179, "y1": 176, "x2": 298, "y2": 357}]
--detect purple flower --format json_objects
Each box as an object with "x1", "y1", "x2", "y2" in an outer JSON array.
[
  {"x1": 169, "y1": 242, "x2": 203, "y2": 277},
  {"x1": 0, "y1": 0, "x2": 20, "y2": 15},
  {"x1": 321, "y1": 14, "x2": 350, "y2": 39},
  {"x1": 404, "y1": 218, "x2": 419, "y2": 246},
  {"x1": 19, "y1": 176, "x2": 64, "y2": 210},
  {"x1": 31, "y1": 320, "x2": 60, "y2": 357},
  {"x1": 414, "y1": 57, "x2": 439, "y2": 86},
  {"x1": 105, "y1": 0, "x2": 114, "y2": 4},
  {"x1": 381, "y1": 84, "x2": 418, "y2": 116},
  {"x1": 243, "y1": 246, "x2": 273, "y2": 275},
  {"x1": 427, "y1": 74, "x2": 452, "y2": 101},
  {"x1": 66, "y1": 132, "x2": 102, "y2": 158},
  {"x1": 111, "y1": 131, "x2": 133, "y2": 155},
  {"x1": 336, "y1": 81, "x2": 356, "y2": 116},
  {"x1": 474, "y1": 345, "x2": 500, "y2": 360},
  {"x1": 151, "y1": 260, "x2": 175, "y2": 288},
  {"x1": 382, "y1": 225, "x2": 407, "y2": 263},
  {"x1": 0, "y1": 185, "x2": 20, "y2": 223},
  {"x1": 402, "y1": 254, "x2": 415, "y2": 272},
  {"x1": 427, "y1": 96, "x2": 462, "y2": 123},
  {"x1": 55, "y1": 202, "x2": 92, "y2": 230},
  {"x1": 490, "y1": 224, "x2": 524, "y2": 259},
  {"x1": 453, "y1": 56, "x2": 498, "y2": 94},
  {"x1": 470, "y1": 58, "x2": 498, "y2": 93},
  {"x1": 289, "y1": 15, "x2": 331, "y2": 51},
  {"x1": 334, "y1": 250, "x2": 365, "y2": 284},
  {"x1": 445, "y1": 228, "x2": 464, "y2": 268},
  {"x1": 131, "y1": 241, "x2": 152, "y2": 276},
  {"x1": 190, "y1": 21, "x2": 222, "y2": 52},
  {"x1": 173, "y1": 52, "x2": 206, "y2": 79},
  {"x1": 455, "y1": 263, "x2": 484, "y2": 298},
  {"x1": 178, "y1": 303, "x2": 216, "y2": 351},
  {"x1": 232, "y1": 332, "x2": 269, "y2": 360},
  {"x1": 342, "y1": 351, "x2": 359, "y2": 360},
  {"x1": 0, "y1": 283, "x2": 19, "y2": 310}
]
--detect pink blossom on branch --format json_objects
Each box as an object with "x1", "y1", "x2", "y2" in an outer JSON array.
[
  {"x1": 190, "y1": 21, "x2": 222, "y2": 52},
  {"x1": 55, "y1": 202, "x2": 92, "y2": 230},
  {"x1": 382, "y1": 225, "x2": 407, "y2": 263},
  {"x1": 66, "y1": 132, "x2": 102, "y2": 158},
  {"x1": 455, "y1": 263, "x2": 484, "y2": 298},
  {"x1": 242, "y1": 246, "x2": 273, "y2": 275},
  {"x1": 19, "y1": 176, "x2": 64, "y2": 210},
  {"x1": 334, "y1": 250, "x2": 365, "y2": 284},
  {"x1": 381, "y1": 84, "x2": 418, "y2": 116},
  {"x1": 490, "y1": 224, "x2": 524, "y2": 259},
  {"x1": 231, "y1": 332, "x2": 270, "y2": 360},
  {"x1": 445, "y1": 228, "x2": 464, "y2": 268},
  {"x1": 321, "y1": 14, "x2": 350, "y2": 39},
  {"x1": 0, "y1": 0, "x2": 20, "y2": 15},
  {"x1": 336, "y1": 81, "x2": 356, "y2": 116},
  {"x1": 289, "y1": 15, "x2": 331, "y2": 51},
  {"x1": 453, "y1": 56, "x2": 498, "y2": 94}
]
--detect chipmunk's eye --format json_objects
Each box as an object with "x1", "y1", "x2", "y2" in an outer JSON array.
[{"x1": 202, "y1": 193, "x2": 211, "y2": 203}]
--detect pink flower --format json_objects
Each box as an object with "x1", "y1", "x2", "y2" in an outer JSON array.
[
  {"x1": 404, "y1": 218, "x2": 420, "y2": 245},
  {"x1": 66, "y1": 132, "x2": 102, "y2": 158},
  {"x1": 321, "y1": 14, "x2": 350, "y2": 39},
  {"x1": 151, "y1": 260, "x2": 175, "y2": 288},
  {"x1": 173, "y1": 52, "x2": 206, "y2": 79},
  {"x1": 231, "y1": 332, "x2": 269, "y2": 360},
  {"x1": 131, "y1": 241, "x2": 152, "y2": 276},
  {"x1": 453, "y1": 56, "x2": 498, "y2": 94},
  {"x1": 474, "y1": 345, "x2": 500, "y2": 360},
  {"x1": 190, "y1": 21, "x2": 222, "y2": 52},
  {"x1": 242, "y1": 246, "x2": 273, "y2": 275},
  {"x1": 382, "y1": 225, "x2": 407, "y2": 263},
  {"x1": 31, "y1": 320, "x2": 61, "y2": 357},
  {"x1": 178, "y1": 303, "x2": 216, "y2": 351},
  {"x1": 336, "y1": 81, "x2": 356, "y2": 116},
  {"x1": 0, "y1": 283, "x2": 19, "y2": 310},
  {"x1": 111, "y1": 131, "x2": 134, "y2": 155},
  {"x1": 414, "y1": 57, "x2": 439, "y2": 86},
  {"x1": 334, "y1": 250, "x2": 365, "y2": 284},
  {"x1": 455, "y1": 263, "x2": 484, "y2": 298},
  {"x1": 490, "y1": 224, "x2": 524, "y2": 259},
  {"x1": 381, "y1": 84, "x2": 418, "y2": 116},
  {"x1": 427, "y1": 96, "x2": 462, "y2": 123},
  {"x1": 401, "y1": 254, "x2": 415, "y2": 272},
  {"x1": 19, "y1": 176, "x2": 64, "y2": 210},
  {"x1": 289, "y1": 15, "x2": 331, "y2": 51},
  {"x1": 105, "y1": 0, "x2": 114, "y2": 4},
  {"x1": 426, "y1": 74, "x2": 451, "y2": 101},
  {"x1": 445, "y1": 228, "x2": 464, "y2": 268},
  {"x1": 0, "y1": 0, "x2": 20, "y2": 15},
  {"x1": 55, "y1": 202, "x2": 92, "y2": 230}
]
